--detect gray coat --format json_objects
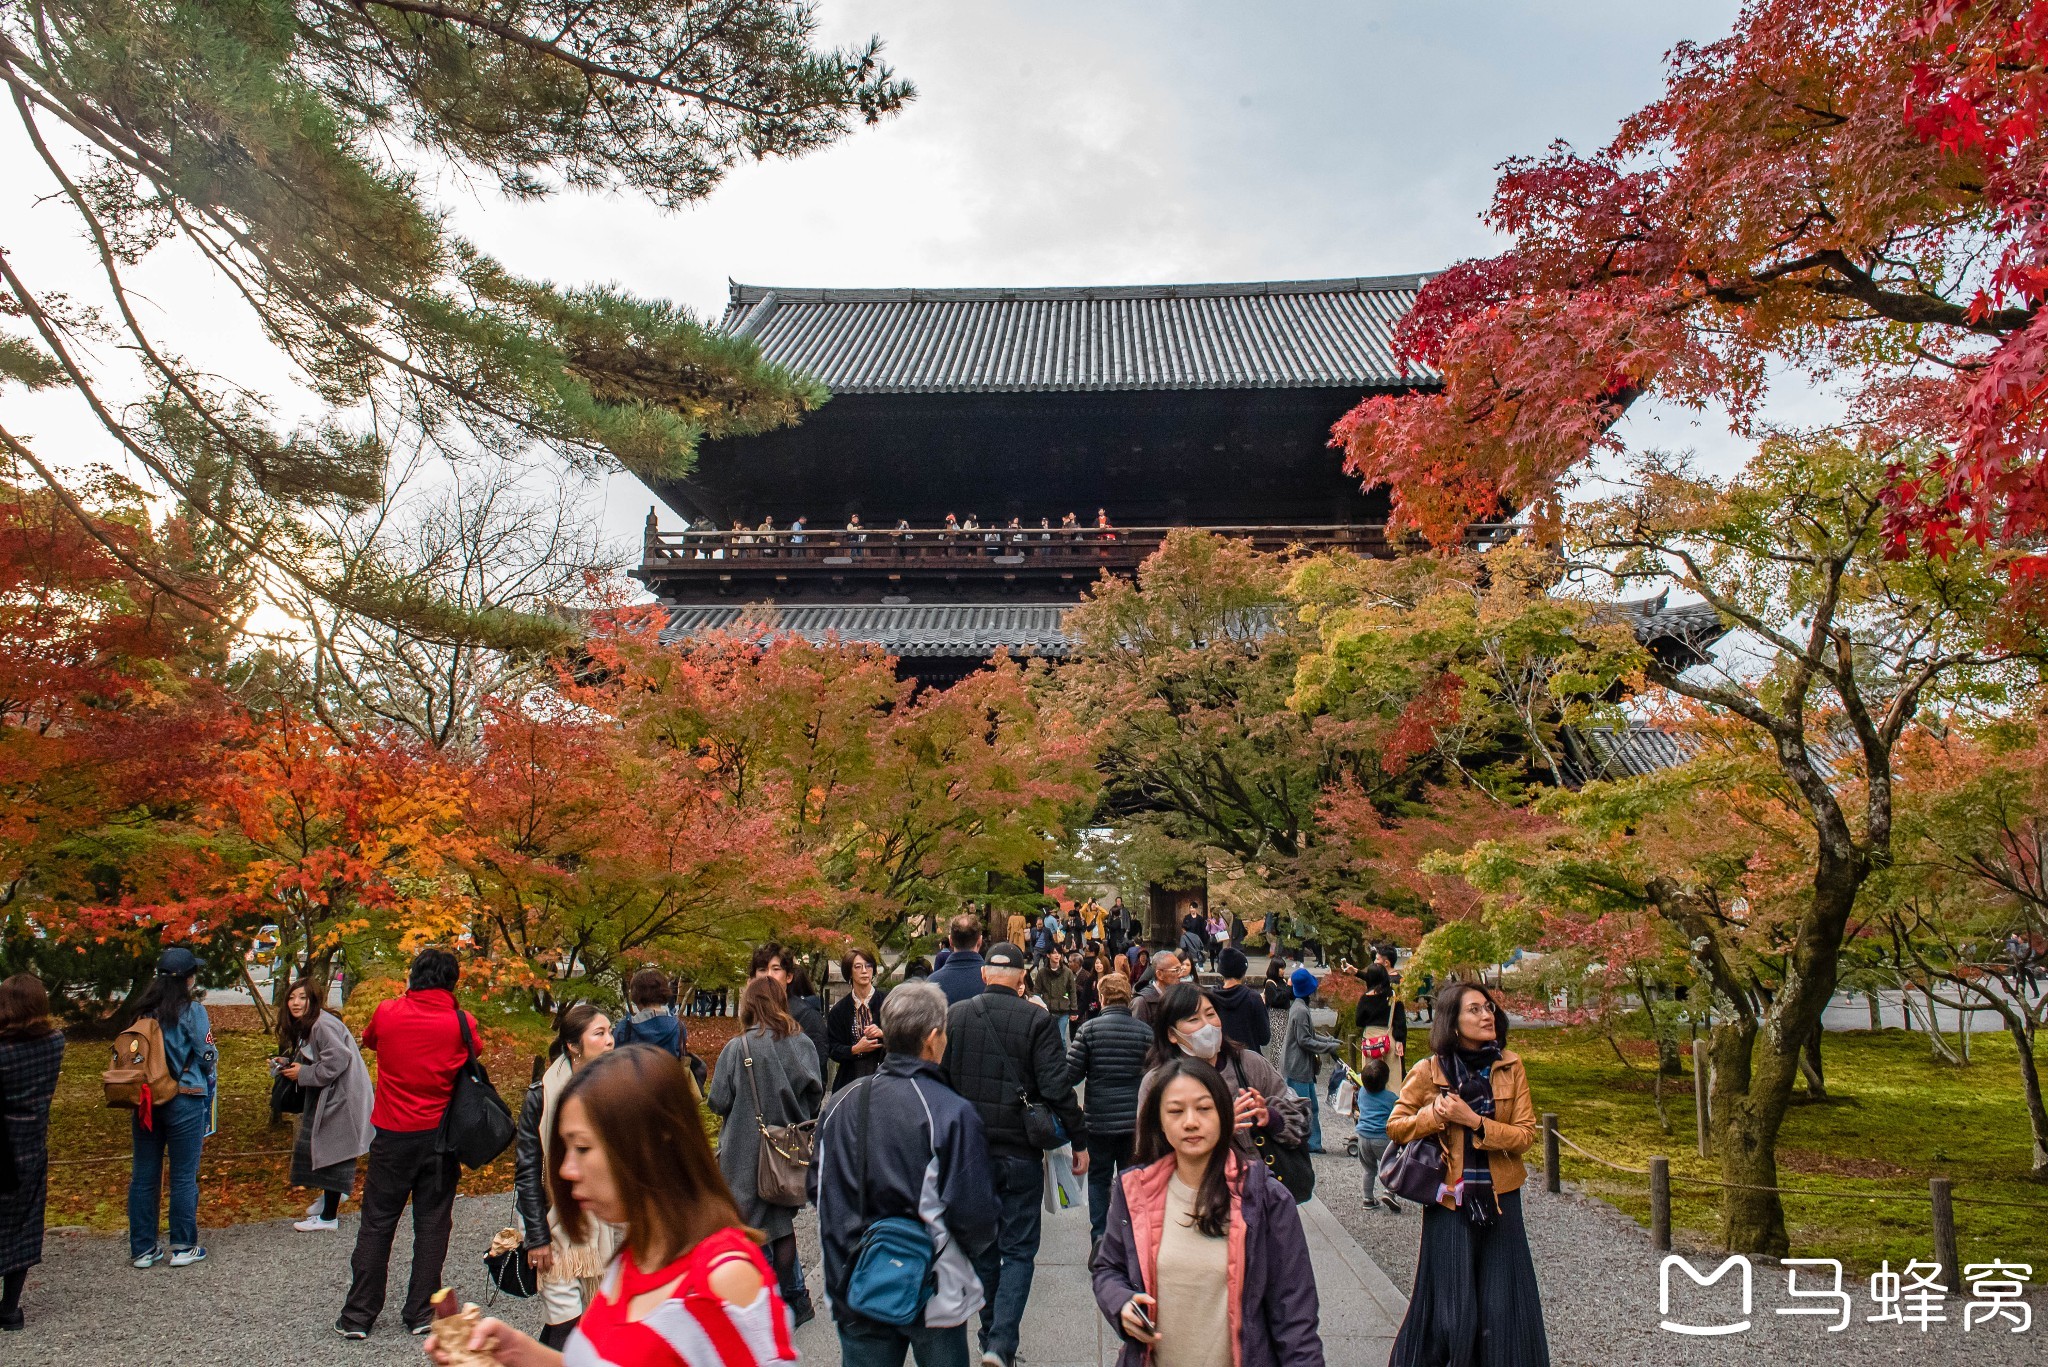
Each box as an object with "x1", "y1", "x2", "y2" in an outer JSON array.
[
  {"x1": 1282, "y1": 997, "x2": 1342, "y2": 1082},
  {"x1": 299, "y1": 1009, "x2": 374, "y2": 1170},
  {"x1": 708, "y1": 1027, "x2": 821, "y2": 1239}
]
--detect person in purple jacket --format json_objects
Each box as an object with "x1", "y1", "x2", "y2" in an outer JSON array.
[{"x1": 1090, "y1": 1057, "x2": 1325, "y2": 1367}]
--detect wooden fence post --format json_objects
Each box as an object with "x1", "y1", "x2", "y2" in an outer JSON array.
[
  {"x1": 1649, "y1": 1156, "x2": 1672, "y2": 1252},
  {"x1": 1692, "y1": 1039, "x2": 1710, "y2": 1158},
  {"x1": 1930, "y1": 1177, "x2": 1960, "y2": 1287},
  {"x1": 1542, "y1": 1114, "x2": 1560, "y2": 1193}
]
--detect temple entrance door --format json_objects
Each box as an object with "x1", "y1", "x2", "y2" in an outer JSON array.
[{"x1": 1146, "y1": 880, "x2": 1206, "y2": 949}]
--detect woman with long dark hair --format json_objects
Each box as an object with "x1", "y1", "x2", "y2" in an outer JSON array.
[
  {"x1": 0, "y1": 974, "x2": 64, "y2": 1330},
  {"x1": 426, "y1": 1047, "x2": 796, "y2": 1367},
  {"x1": 1135, "y1": 983, "x2": 1307, "y2": 1154},
  {"x1": 1091, "y1": 1057, "x2": 1324, "y2": 1367},
  {"x1": 277, "y1": 976, "x2": 373, "y2": 1232},
  {"x1": 824, "y1": 947, "x2": 887, "y2": 1092},
  {"x1": 1386, "y1": 981, "x2": 1547, "y2": 1367},
  {"x1": 515, "y1": 1003, "x2": 619, "y2": 1347},
  {"x1": 125, "y1": 946, "x2": 216, "y2": 1269},
  {"x1": 708, "y1": 976, "x2": 821, "y2": 1326}
]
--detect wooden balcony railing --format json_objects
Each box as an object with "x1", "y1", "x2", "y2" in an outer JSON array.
[{"x1": 640, "y1": 522, "x2": 1520, "y2": 579}]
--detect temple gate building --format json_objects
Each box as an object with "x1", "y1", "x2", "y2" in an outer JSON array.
[{"x1": 635, "y1": 274, "x2": 1517, "y2": 685}]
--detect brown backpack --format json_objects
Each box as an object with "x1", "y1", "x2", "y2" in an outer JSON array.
[{"x1": 103, "y1": 1016, "x2": 180, "y2": 1124}]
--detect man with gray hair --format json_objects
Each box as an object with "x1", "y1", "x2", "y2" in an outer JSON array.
[
  {"x1": 942, "y1": 943, "x2": 1089, "y2": 1367},
  {"x1": 812, "y1": 981, "x2": 997, "y2": 1367}
]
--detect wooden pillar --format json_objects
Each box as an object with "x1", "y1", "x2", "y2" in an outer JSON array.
[
  {"x1": 1649, "y1": 1156, "x2": 1672, "y2": 1252},
  {"x1": 1930, "y1": 1177, "x2": 1959, "y2": 1286}
]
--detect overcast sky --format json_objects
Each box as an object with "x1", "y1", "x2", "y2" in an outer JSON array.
[{"x1": 7, "y1": 0, "x2": 1775, "y2": 555}]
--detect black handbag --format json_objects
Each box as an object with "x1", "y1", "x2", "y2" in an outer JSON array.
[
  {"x1": 1230, "y1": 1056, "x2": 1314, "y2": 1203},
  {"x1": 484, "y1": 1243, "x2": 539, "y2": 1303},
  {"x1": 438, "y1": 1005, "x2": 516, "y2": 1169},
  {"x1": 980, "y1": 998, "x2": 1063, "y2": 1150},
  {"x1": 269, "y1": 1071, "x2": 306, "y2": 1114}
]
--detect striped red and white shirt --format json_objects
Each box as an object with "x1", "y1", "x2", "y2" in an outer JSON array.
[{"x1": 564, "y1": 1229, "x2": 796, "y2": 1367}]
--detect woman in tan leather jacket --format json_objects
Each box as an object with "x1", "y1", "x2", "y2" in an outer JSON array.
[{"x1": 1384, "y1": 982, "x2": 1550, "y2": 1367}]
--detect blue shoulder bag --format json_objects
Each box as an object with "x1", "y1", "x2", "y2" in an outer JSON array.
[{"x1": 844, "y1": 1076, "x2": 938, "y2": 1326}]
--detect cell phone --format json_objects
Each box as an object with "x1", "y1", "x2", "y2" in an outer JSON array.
[{"x1": 1130, "y1": 1300, "x2": 1156, "y2": 1334}]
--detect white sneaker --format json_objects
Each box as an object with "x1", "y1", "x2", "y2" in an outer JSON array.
[
  {"x1": 168, "y1": 1246, "x2": 206, "y2": 1267},
  {"x1": 294, "y1": 1216, "x2": 339, "y2": 1232}
]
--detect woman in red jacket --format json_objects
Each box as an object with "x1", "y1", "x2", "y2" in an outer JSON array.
[
  {"x1": 428, "y1": 1047, "x2": 795, "y2": 1367},
  {"x1": 1090, "y1": 1057, "x2": 1325, "y2": 1367}
]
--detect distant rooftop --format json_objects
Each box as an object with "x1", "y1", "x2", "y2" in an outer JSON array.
[{"x1": 719, "y1": 275, "x2": 1434, "y2": 394}]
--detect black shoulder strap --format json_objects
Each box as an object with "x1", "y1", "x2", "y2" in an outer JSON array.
[
  {"x1": 978, "y1": 996, "x2": 1034, "y2": 1105},
  {"x1": 453, "y1": 998, "x2": 478, "y2": 1064}
]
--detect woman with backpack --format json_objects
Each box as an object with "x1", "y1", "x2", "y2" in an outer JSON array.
[
  {"x1": 0, "y1": 974, "x2": 64, "y2": 1331},
  {"x1": 426, "y1": 1047, "x2": 797, "y2": 1367},
  {"x1": 276, "y1": 976, "x2": 373, "y2": 1232},
  {"x1": 1386, "y1": 982, "x2": 1547, "y2": 1367},
  {"x1": 708, "y1": 976, "x2": 822, "y2": 1327},
  {"x1": 124, "y1": 946, "x2": 216, "y2": 1269},
  {"x1": 1092, "y1": 1057, "x2": 1325, "y2": 1367},
  {"x1": 516, "y1": 1003, "x2": 621, "y2": 1347}
]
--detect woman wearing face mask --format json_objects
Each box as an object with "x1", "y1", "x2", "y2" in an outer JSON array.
[
  {"x1": 1385, "y1": 982, "x2": 1547, "y2": 1367},
  {"x1": 427, "y1": 1047, "x2": 794, "y2": 1367},
  {"x1": 514, "y1": 1003, "x2": 621, "y2": 1349},
  {"x1": 1091, "y1": 1057, "x2": 1324, "y2": 1367},
  {"x1": 1134, "y1": 984, "x2": 1307, "y2": 1156}
]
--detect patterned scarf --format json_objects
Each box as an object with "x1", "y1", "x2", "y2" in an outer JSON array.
[{"x1": 1441, "y1": 1042, "x2": 1502, "y2": 1227}]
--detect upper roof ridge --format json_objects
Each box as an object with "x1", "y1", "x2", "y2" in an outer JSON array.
[{"x1": 725, "y1": 274, "x2": 1432, "y2": 307}]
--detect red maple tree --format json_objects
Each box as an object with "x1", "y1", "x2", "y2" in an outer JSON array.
[{"x1": 1333, "y1": 0, "x2": 2048, "y2": 595}]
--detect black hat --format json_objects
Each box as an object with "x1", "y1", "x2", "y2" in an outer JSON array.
[
  {"x1": 157, "y1": 946, "x2": 205, "y2": 978},
  {"x1": 984, "y1": 942, "x2": 1028, "y2": 969},
  {"x1": 1218, "y1": 946, "x2": 1249, "y2": 979}
]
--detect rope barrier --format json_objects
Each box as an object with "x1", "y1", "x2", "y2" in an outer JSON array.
[
  {"x1": 48, "y1": 1148, "x2": 292, "y2": 1168},
  {"x1": 1548, "y1": 1125, "x2": 2048, "y2": 1211}
]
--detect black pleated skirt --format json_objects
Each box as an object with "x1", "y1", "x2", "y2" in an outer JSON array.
[{"x1": 1389, "y1": 1188, "x2": 1550, "y2": 1367}]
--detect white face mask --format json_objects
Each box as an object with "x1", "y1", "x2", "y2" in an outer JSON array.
[{"x1": 1178, "y1": 1023, "x2": 1223, "y2": 1059}]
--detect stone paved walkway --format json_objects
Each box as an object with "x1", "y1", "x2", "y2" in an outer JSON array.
[{"x1": 12, "y1": 1183, "x2": 1403, "y2": 1367}]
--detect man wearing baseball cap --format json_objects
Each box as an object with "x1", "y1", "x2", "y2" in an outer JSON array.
[{"x1": 942, "y1": 942, "x2": 1089, "y2": 1367}]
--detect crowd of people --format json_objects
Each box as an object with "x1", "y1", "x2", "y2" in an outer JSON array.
[
  {"x1": 0, "y1": 914, "x2": 1550, "y2": 1367},
  {"x1": 669, "y1": 509, "x2": 1126, "y2": 560}
]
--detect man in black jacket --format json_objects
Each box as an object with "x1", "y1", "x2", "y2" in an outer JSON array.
[
  {"x1": 813, "y1": 982, "x2": 996, "y2": 1367},
  {"x1": 1062, "y1": 972, "x2": 1150, "y2": 1244},
  {"x1": 942, "y1": 942, "x2": 1088, "y2": 1367}
]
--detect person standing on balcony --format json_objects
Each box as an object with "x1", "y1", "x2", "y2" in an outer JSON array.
[
  {"x1": 788, "y1": 515, "x2": 807, "y2": 548},
  {"x1": 756, "y1": 515, "x2": 777, "y2": 557}
]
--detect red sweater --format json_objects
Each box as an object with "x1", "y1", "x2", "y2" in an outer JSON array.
[{"x1": 361, "y1": 988, "x2": 479, "y2": 1133}]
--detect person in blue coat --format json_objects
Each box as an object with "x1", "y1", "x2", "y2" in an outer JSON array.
[
  {"x1": 928, "y1": 914, "x2": 990, "y2": 1006},
  {"x1": 611, "y1": 968, "x2": 684, "y2": 1058},
  {"x1": 812, "y1": 982, "x2": 998, "y2": 1367},
  {"x1": 125, "y1": 946, "x2": 217, "y2": 1269}
]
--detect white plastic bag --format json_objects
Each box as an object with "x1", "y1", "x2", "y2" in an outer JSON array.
[
  {"x1": 1044, "y1": 1144, "x2": 1087, "y2": 1213},
  {"x1": 1332, "y1": 1078, "x2": 1359, "y2": 1119}
]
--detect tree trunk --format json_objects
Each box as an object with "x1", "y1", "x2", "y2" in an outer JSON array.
[
  {"x1": 2006, "y1": 1018, "x2": 2048, "y2": 1180},
  {"x1": 1867, "y1": 990, "x2": 1882, "y2": 1031},
  {"x1": 1707, "y1": 852, "x2": 1865, "y2": 1256},
  {"x1": 1799, "y1": 1026, "x2": 1826, "y2": 1099}
]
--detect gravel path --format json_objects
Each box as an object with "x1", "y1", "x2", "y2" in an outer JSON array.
[
  {"x1": 1313, "y1": 1147, "x2": 2043, "y2": 1366},
  {"x1": 7, "y1": 1197, "x2": 823, "y2": 1367}
]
